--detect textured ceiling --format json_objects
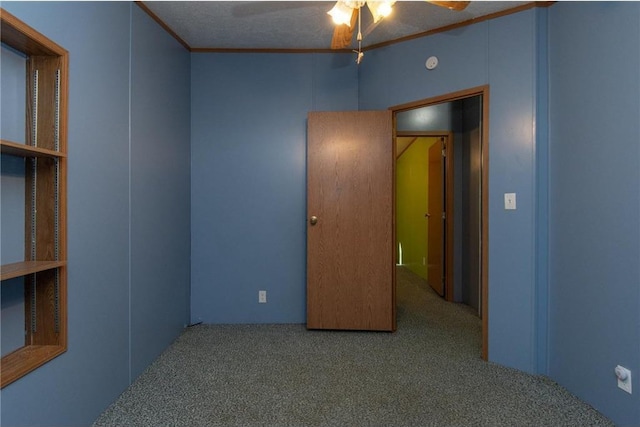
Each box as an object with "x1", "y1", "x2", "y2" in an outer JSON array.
[{"x1": 142, "y1": 1, "x2": 533, "y2": 50}]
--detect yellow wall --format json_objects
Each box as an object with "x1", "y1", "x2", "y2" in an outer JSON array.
[{"x1": 396, "y1": 137, "x2": 439, "y2": 279}]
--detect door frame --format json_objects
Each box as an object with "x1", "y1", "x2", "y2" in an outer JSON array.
[{"x1": 390, "y1": 85, "x2": 490, "y2": 360}]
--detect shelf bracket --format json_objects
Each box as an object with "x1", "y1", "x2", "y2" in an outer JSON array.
[
  {"x1": 30, "y1": 158, "x2": 37, "y2": 261},
  {"x1": 55, "y1": 69, "x2": 60, "y2": 151},
  {"x1": 31, "y1": 69, "x2": 39, "y2": 147},
  {"x1": 54, "y1": 270, "x2": 60, "y2": 333},
  {"x1": 55, "y1": 158, "x2": 59, "y2": 260},
  {"x1": 30, "y1": 273, "x2": 37, "y2": 333}
]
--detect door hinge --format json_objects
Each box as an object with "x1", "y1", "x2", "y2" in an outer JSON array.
[
  {"x1": 442, "y1": 149, "x2": 446, "y2": 157},
  {"x1": 442, "y1": 212, "x2": 446, "y2": 220}
]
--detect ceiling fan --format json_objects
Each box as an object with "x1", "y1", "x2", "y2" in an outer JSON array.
[{"x1": 328, "y1": 0, "x2": 470, "y2": 55}]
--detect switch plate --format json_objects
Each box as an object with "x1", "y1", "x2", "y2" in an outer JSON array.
[
  {"x1": 258, "y1": 290, "x2": 267, "y2": 304},
  {"x1": 504, "y1": 193, "x2": 517, "y2": 210}
]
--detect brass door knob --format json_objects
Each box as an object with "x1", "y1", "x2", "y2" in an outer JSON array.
[{"x1": 310, "y1": 216, "x2": 318, "y2": 225}]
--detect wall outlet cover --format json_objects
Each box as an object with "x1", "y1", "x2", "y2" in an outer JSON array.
[
  {"x1": 504, "y1": 193, "x2": 517, "y2": 210},
  {"x1": 616, "y1": 365, "x2": 632, "y2": 394}
]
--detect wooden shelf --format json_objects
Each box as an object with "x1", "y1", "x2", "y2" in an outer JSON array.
[
  {"x1": 1, "y1": 8, "x2": 68, "y2": 389},
  {"x1": 1, "y1": 139, "x2": 66, "y2": 158},
  {"x1": 1, "y1": 260, "x2": 67, "y2": 281},
  {"x1": 0, "y1": 9, "x2": 67, "y2": 56},
  {"x1": 1, "y1": 345, "x2": 66, "y2": 388}
]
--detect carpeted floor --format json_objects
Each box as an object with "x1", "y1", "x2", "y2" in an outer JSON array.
[{"x1": 93, "y1": 267, "x2": 613, "y2": 426}]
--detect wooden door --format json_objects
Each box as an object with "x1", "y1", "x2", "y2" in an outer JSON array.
[
  {"x1": 427, "y1": 138, "x2": 445, "y2": 296},
  {"x1": 307, "y1": 111, "x2": 394, "y2": 331}
]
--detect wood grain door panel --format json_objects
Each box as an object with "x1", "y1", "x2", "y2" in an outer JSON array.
[
  {"x1": 307, "y1": 111, "x2": 394, "y2": 331},
  {"x1": 427, "y1": 138, "x2": 445, "y2": 296}
]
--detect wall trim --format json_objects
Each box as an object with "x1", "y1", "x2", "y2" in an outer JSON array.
[
  {"x1": 191, "y1": 47, "x2": 351, "y2": 54},
  {"x1": 135, "y1": 1, "x2": 554, "y2": 54},
  {"x1": 364, "y1": 2, "x2": 554, "y2": 51},
  {"x1": 135, "y1": 1, "x2": 190, "y2": 51}
]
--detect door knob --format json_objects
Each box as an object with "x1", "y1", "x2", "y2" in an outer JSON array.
[
  {"x1": 310, "y1": 216, "x2": 318, "y2": 225},
  {"x1": 425, "y1": 213, "x2": 431, "y2": 218}
]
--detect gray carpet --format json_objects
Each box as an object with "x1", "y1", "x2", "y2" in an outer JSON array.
[{"x1": 93, "y1": 267, "x2": 613, "y2": 426}]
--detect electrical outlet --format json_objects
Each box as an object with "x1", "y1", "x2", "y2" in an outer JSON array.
[
  {"x1": 615, "y1": 365, "x2": 632, "y2": 394},
  {"x1": 258, "y1": 290, "x2": 267, "y2": 304}
]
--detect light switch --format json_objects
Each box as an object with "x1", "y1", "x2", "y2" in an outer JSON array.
[{"x1": 504, "y1": 193, "x2": 516, "y2": 210}]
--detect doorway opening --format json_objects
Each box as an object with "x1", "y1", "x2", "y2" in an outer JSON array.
[
  {"x1": 392, "y1": 86, "x2": 489, "y2": 360},
  {"x1": 396, "y1": 133, "x2": 453, "y2": 299}
]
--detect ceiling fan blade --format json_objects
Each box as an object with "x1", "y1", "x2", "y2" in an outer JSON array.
[
  {"x1": 331, "y1": 7, "x2": 359, "y2": 49},
  {"x1": 426, "y1": 1, "x2": 471, "y2": 11}
]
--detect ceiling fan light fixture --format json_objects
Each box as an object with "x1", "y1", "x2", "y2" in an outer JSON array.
[
  {"x1": 328, "y1": 1, "x2": 355, "y2": 27},
  {"x1": 367, "y1": 0, "x2": 396, "y2": 23}
]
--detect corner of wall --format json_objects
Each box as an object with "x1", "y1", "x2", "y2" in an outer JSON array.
[{"x1": 534, "y1": 5, "x2": 550, "y2": 376}]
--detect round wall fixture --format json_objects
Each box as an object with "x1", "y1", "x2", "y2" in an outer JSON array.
[{"x1": 425, "y1": 56, "x2": 438, "y2": 70}]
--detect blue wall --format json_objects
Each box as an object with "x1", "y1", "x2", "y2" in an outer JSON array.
[
  {"x1": 534, "y1": 6, "x2": 550, "y2": 377},
  {"x1": 130, "y1": 4, "x2": 191, "y2": 380},
  {"x1": 359, "y1": 10, "x2": 539, "y2": 373},
  {"x1": 547, "y1": 3, "x2": 640, "y2": 426},
  {"x1": 0, "y1": 3, "x2": 191, "y2": 426},
  {"x1": 0, "y1": 46, "x2": 26, "y2": 143},
  {"x1": 0, "y1": 45, "x2": 27, "y2": 355},
  {"x1": 2, "y1": 2, "x2": 639, "y2": 426},
  {"x1": 1, "y1": 154, "x2": 25, "y2": 357},
  {"x1": 190, "y1": 53, "x2": 357, "y2": 324}
]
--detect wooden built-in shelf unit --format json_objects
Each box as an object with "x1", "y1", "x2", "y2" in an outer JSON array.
[{"x1": 1, "y1": 8, "x2": 68, "y2": 388}]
